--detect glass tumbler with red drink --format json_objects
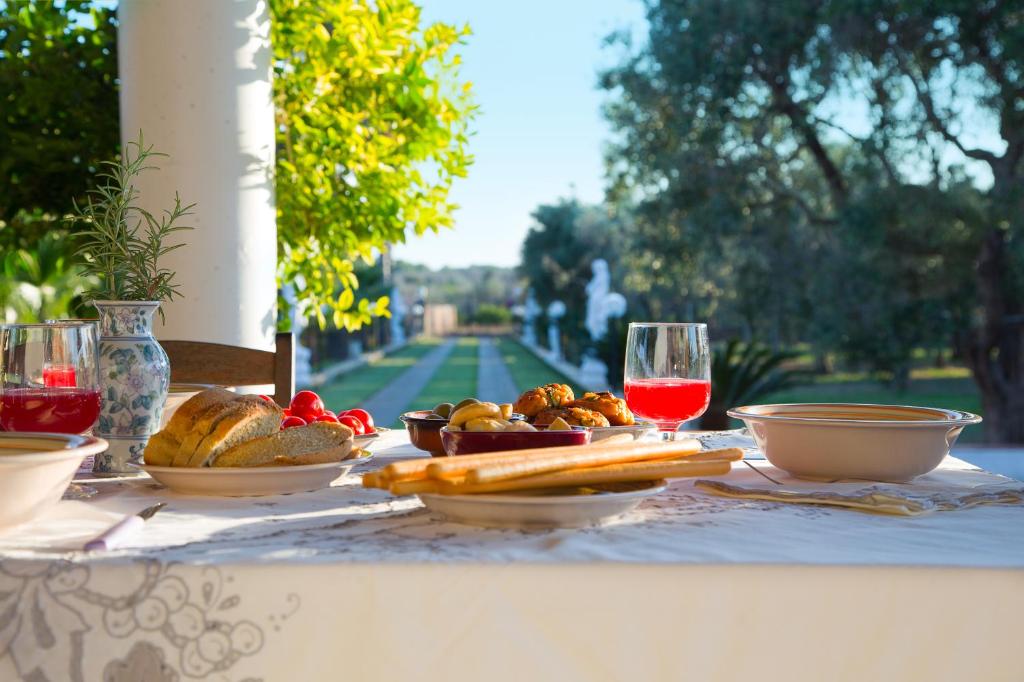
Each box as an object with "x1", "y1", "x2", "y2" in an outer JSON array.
[
  {"x1": 623, "y1": 322, "x2": 711, "y2": 437},
  {"x1": 0, "y1": 323, "x2": 101, "y2": 434}
]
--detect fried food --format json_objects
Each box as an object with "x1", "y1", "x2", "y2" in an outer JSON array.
[
  {"x1": 533, "y1": 407, "x2": 610, "y2": 428},
  {"x1": 569, "y1": 391, "x2": 635, "y2": 426},
  {"x1": 513, "y1": 383, "x2": 575, "y2": 418}
]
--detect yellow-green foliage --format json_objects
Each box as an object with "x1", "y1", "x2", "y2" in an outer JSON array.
[{"x1": 271, "y1": 0, "x2": 476, "y2": 331}]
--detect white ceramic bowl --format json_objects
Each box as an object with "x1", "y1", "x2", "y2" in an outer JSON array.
[
  {"x1": 727, "y1": 403, "x2": 982, "y2": 482},
  {"x1": 0, "y1": 432, "x2": 108, "y2": 531}
]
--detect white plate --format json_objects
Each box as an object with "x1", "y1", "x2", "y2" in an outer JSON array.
[
  {"x1": 139, "y1": 453, "x2": 373, "y2": 497},
  {"x1": 418, "y1": 480, "x2": 666, "y2": 529},
  {"x1": 354, "y1": 426, "x2": 388, "y2": 448},
  {"x1": 587, "y1": 421, "x2": 658, "y2": 443}
]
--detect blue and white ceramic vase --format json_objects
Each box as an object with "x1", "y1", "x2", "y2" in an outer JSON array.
[{"x1": 92, "y1": 301, "x2": 170, "y2": 475}]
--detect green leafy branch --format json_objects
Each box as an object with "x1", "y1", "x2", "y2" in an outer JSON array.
[{"x1": 68, "y1": 131, "x2": 194, "y2": 306}]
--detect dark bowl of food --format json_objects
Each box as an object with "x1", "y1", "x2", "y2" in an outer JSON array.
[
  {"x1": 440, "y1": 425, "x2": 591, "y2": 456},
  {"x1": 400, "y1": 410, "x2": 449, "y2": 457},
  {"x1": 401, "y1": 409, "x2": 530, "y2": 457}
]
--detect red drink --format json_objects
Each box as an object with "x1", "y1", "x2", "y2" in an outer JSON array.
[
  {"x1": 43, "y1": 364, "x2": 78, "y2": 387},
  {"x1": 624, "y1": 378, "x2": 711, "y2": 429},
  {"x1": 0, "y1": 387, "x2": 102, "y2": 434}
]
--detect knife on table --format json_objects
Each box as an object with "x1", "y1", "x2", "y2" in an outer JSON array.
[{"x1": 83, "y1": 502, "x2": 166, "y2": 551}]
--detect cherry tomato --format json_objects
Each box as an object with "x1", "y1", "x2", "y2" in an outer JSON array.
[
  {"x1": 258, "y1": 394, "x2": 274, "y2": 402},
  {"x1": 337, "y1": 415, "x2": 365, "y2": 435},
  {"x1": 314, "y1": 413, "x2": 339, "y2": 424},
  {"x1": 281, "y1": 408, "x2": 292, "y2": 417},
  {"x1": 289, "y1": 390, "x2": 325, "y2": 421},
  {"x1": 342, "y1": 408, "x2": 375, "y2": 433},
  {"x1": 281, "y1": 415, "x2": 307, "y2": 429}
]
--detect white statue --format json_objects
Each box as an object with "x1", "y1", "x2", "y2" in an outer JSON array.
[
  {"x1": 580, "y1": 259, "x2": 628, "y2": 390},
  {"x1": 547, "y1": 300, "x2": 566, "y2": 361},
  {"x1": 522, "y1": 289, "x2": 541, "y2": 345},
  {"x1": 604, "y1": 292, "x2": 627, "y2": 322},
  {"x1": 389, "y1": 285, "x2": 407, "y2": 346},
  {"x1": 585, "y1": 259, "x2": 612, "y2": 342}
]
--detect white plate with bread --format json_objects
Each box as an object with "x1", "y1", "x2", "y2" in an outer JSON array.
[
  {"x1": 141, "y1": 388, "x2": 366, "y2": 496},
  {"x1": 139, "y1": 453, "x2": 372, "y2": 496}
]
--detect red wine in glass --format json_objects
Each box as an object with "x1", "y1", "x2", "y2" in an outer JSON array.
[
  {"x1": 624, "y1": 323, "x2": 711, "y2": 434},
  {"x1": 0, "y1": 323, "x2": 100, "y2": 435},
  {"x1": 0, "y1": 387, "x2": 101, "y2": 433},
  {"x1": 623, "y1": 378, "x2": 711, "y2": 428}
]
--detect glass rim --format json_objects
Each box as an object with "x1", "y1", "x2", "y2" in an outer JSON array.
[
  {"x1": 627, "y1": 322, "x2": 707, "y2": 328},
  {"x1": 1, "y1": 322, "x2": 98, "y2": 330}
]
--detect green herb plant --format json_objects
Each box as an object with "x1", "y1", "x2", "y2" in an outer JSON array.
[{"x1": 69, "y1": 131, "x2": 194, "y2": 306}]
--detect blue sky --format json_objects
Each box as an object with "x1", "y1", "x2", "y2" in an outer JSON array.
[{"x1": 391, "y1": 0, "x2": 646, "y2": 268}]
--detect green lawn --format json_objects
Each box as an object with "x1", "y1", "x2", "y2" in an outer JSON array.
[
  {"x1": 497, "y1": 337, "x2": 584, "y2": 396},
  {"x1": 316, "y1": 338, "x2": 441, "y2": 413},
  {"x1": 398, "y1": 337, "x2": 481, "y2": 426}
]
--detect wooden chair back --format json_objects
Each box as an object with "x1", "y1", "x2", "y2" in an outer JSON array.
[{"x1": 160, "y1": 332, "x2": 295, "y2": 406}]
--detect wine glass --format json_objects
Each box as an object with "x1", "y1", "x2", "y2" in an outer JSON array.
[
  {"x1": 623, "y1": 322, "x2": 711, "y2": 435},
  {"x1": 0, "y1": 323, "x2": 101, "y2": 434}
]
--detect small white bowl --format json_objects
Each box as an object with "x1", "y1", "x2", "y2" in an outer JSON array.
[
  {"x1": 0, "y1": 432, "x2": 108, "y2": 531},
  {"x1": 727, "y1": 403, "x2": 982, "y2": 482}
]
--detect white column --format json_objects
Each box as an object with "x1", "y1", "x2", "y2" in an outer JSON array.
[{"x1": 117, "y1": 0, "x2": 277, "y2": 350}]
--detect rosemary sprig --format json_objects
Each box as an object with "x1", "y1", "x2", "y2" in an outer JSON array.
[{"x1": 69, "y1": 131, "x2": 195, "y2": 306}]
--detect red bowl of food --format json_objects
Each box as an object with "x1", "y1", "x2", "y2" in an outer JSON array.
[
  {"x1": 400, "y1": 411, "x2": 449, "y2": 457},
  {"x1": 439, "y1": 426, "x2": 591, "y2": 456}
]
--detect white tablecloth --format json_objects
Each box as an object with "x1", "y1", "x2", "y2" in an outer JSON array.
[{"x1": 0, "y1": 431, "x2": 1021, "y2": 682}]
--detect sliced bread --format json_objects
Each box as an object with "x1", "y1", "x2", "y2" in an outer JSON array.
[
  {"x1": 184, "y1": 400, "x2": 283, "y2": 467},
  {"x1": 173, "y1": 397, "x2": 280, "y2": 467},
  {"x1": 143, "y1": 430, "x2": 180, "y2": 466},
  {"x1": 211, "y1": 421, "x2": 354, "y2": 468},
  {"x1": 163, "y1": 387, "x2": 238, "y2": 442}
]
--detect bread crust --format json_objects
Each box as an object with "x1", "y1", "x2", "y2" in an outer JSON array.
[
  {"x1": 185, "y1": 400, "x2": 283, "y2": 467},
  {"x1": 212, "y1": 421, "x2": 354, "y2": 468},
  {"x1": 164, "y1": 388, "x2": 237, "y2": 442}
]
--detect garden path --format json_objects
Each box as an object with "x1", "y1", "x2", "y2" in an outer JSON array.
[
  {"x1": 358, "y1": 338, "x2": 456, "y2": 427},
  {"x1": 476, "y1": 337, "x2": 519, "y2": 405}
]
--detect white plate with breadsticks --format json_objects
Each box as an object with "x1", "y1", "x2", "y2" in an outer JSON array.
[
  {"x1": 363, "y1": 437, "x2": 744, "y2": 528},
  {"x1": 140, "y1": 388, "x2": 368, "y2": 496}
]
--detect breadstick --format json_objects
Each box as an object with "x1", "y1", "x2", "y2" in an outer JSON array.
[
  {"x1": 361, "y1": 471, "x2": 381, "y2": 488},
  {"x1": 465, "y1": 440, "x2": 703, "y2": 485},
  {"x1": 426, "y1": 439, "x2": 701, "y2": 481},
  {"x1": 388, "y1": 478, "x2": 443, "y2": 496},
  {"x1": 438, "y1": 459, "x2": 733, "y2": 495},
  {"x1": 383, "y1": 448, "x2": 546, "y2": 482}
]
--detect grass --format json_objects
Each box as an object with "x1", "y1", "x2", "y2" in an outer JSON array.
[
  {"x1": 496, "y1": 337, "x2": 585, "y2": 396},
  {"x1": 398, "y1": 337, "x2": 481, "y2": 426},
  {"x1": 316, "y1": 338, "x2": 441, "y2": 413}
]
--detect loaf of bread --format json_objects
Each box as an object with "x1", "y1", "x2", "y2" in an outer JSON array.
[
  {"x1": 212, "y1": 421, "x2": 354, "y2": 467},
  {"x1": 144, "y1": 389, "x2": 282, "y2": 467}
]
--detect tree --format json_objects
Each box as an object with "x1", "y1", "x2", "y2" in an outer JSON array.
[
  {"x1": 270, "y1": 0, "x2": 476, "y2": 331},
  {"x1": 519, "y1": 199, "x2": 625, "y2": 364},
  {"x1": 0, "y1": 1, "x2": 119, "y2": 248},
  {"x1": 603, "y1": 0, "x2": 1023, "y2": 441}
]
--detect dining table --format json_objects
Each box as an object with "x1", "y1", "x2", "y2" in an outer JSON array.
[{"x1": 0, "y1": 429, "x2": 1021, "y2": 682}]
